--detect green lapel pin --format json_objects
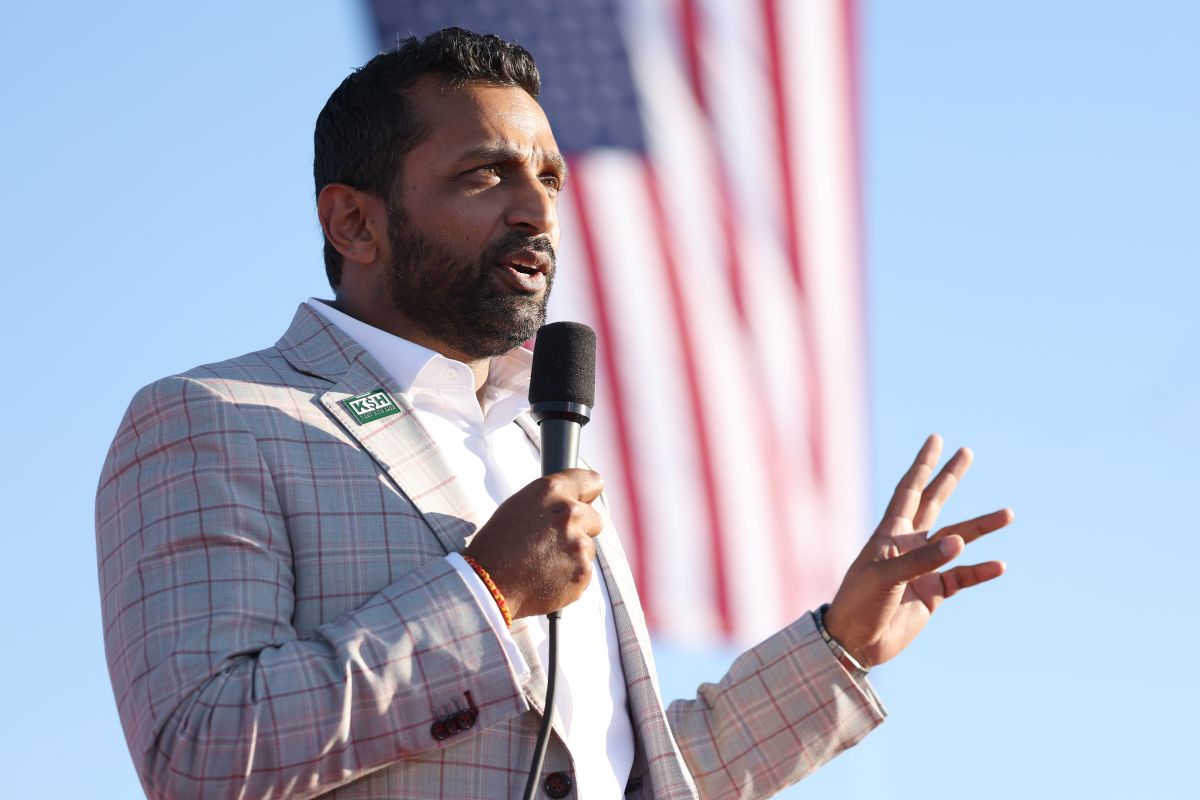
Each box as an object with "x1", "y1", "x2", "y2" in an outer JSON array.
[{"x1": 343, "y1": 388, "x2": 402, "y2": 425}]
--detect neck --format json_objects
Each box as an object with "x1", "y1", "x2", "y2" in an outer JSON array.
[{"x1": 324, "y1": 296, "x2": 492, "y2": 397}]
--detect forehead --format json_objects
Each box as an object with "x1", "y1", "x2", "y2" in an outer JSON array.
[{"x1": 404, "y1": 79, "x2": 561, "y2": 167}]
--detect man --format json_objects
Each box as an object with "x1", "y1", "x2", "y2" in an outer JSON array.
[{"x1": 96, "y1": 28, "x2": 1012, "y2": 800}]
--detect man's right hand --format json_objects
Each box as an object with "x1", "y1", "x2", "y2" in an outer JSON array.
[{"x1": 463, "y1": 469, "x2": 605, "y2": 619}]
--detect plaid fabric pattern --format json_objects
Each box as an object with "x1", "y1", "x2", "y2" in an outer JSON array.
[{"x1": 96, "y1": 304, "x2": 885, "y2": 799}]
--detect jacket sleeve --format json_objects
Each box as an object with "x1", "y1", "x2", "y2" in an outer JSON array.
[
  {"x1": 96, "y1": 375, "x2": 528, "y2": 800},
  {"x1": 665, "y1": 613, "x2": 888, "y2": 799}
]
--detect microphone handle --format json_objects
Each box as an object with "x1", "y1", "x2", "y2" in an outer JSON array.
[
  {"x1": 539, "y1": 418, "x2": 581, "y2": 474},
  {"x1": 522, "y1": 418, "x2": 578, "y2": 800}
]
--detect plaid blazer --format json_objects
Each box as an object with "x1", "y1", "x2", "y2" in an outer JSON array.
[{"x1": 96, "y1": 304, "x2": 885, "y2": 800}]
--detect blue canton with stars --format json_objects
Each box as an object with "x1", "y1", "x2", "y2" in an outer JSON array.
[{"x1": 368, "y1": 0, "x2": 648, "y2": 153}]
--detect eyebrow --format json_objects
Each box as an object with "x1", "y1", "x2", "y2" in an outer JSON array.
[{"x1": 459, "y1": 142, "x2": 569, "y2": 183}]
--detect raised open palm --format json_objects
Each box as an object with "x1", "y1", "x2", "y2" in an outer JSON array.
[{"x1": 823, "y1": 434, "x2": 1013, "y2": 668}]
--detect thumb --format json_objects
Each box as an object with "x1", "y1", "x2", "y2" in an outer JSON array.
[{"x1": 876, "y1": 535, "x2": 963, "y2": 585}]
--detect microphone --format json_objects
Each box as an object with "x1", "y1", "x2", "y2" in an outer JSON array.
[
  {"x1": 522, "y1": 321, "x2": 595, "y2": 800},
  {"x1": 529, "y1": 321, "x2": 596, "y2": 475}
]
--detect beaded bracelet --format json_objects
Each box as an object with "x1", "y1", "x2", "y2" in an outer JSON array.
[{"x1": 462, "y1": 555, "x2": 513, "y2": 628}]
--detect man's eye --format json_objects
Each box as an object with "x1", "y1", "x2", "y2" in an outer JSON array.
[{"x1": 541, "y1": 175, "x2": 562, "y2": 191}]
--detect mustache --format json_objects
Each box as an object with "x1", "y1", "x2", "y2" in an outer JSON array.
[{"x1": 481, "y1": 231, "x2": 557, "y2": 266}]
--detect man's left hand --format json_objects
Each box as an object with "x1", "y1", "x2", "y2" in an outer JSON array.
[{"x1": 823, "y1": 434, "x2": 1014, "y2": 668}]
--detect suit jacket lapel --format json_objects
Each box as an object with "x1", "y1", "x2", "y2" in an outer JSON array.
[
  {"x1": 276, "y1": 304, "x2": 483, "y2": 555},
  {"x1": 593, "y1": 529, "x2": 695, "y2": 796}
]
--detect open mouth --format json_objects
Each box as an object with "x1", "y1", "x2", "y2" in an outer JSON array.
[{"x1": 495, "y1": 260, "x2": 546, "y2": 293}]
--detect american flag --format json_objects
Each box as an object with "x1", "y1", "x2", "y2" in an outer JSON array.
[{"x1": 367, "y1": 0, "x2": 868, "y2": 646}]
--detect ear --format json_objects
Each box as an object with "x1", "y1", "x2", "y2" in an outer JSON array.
[{"x1": 316, "y1": 184, "x2": 388, "y2": 268}]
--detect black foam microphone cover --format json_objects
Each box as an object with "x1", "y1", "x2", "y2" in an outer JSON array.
[
  {"x1": 529, "y1": 321, "x2": 596, "y2": 410},
  {"x1": 529, "y1": 322, "x2": 595, "y2": 476}
]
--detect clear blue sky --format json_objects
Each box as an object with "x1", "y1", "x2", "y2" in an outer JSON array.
[{"x1": 1, "y1": 2, "x2": 1195, "y2": 797}]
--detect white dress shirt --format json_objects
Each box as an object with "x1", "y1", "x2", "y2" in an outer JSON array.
[{"x1": 308, "y1": 299, "x2": 634, "y2": 798}]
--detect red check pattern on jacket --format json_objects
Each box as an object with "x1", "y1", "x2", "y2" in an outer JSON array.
[{"x1": 96, "y1": 304, "x2": 885, "y2": 799}]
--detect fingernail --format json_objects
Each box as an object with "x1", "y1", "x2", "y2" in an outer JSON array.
[{"x1": 939, "y1": 539, "x2": 957, "y2": 556}]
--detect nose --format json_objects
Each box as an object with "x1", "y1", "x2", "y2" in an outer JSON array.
[{"x1": 504, "y1": 170, "x2": 557, "y2": 238}]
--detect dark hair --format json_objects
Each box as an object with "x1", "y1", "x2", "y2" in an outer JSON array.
[{"x1": 313, "y1": 27, "x2": 542, "y2": 289}]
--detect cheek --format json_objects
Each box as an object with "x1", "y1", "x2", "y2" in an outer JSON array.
[
  {"x1": 439, "y1": 198, "x2": 503, "y2": 240},
  {"x1": 407, "y1": 203, "x2": 493, "y2": 251}
]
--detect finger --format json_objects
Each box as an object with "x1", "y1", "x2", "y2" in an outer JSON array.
[
  {"x1": 569, "y1": 531, "x2": 597, "y2": 566},
  {"x1": 929, "y1": 508, "x2": 1015, "y2": 545},
  {"x1": 882, "y1": 434, "x2": 943, "y2": 523},
  {"x1": 574, "y1": 501, "x2": 605, "y2": 538},
  {"x1": 543, "y1": 468, "x2": 605, "y2": 504},
  {"x1": 876, "y1": 533, "x2": 963, "y2": 585},
  {"x1": 939, "y1": 560, "x2": 1006, "y2": 600},
  {"x1": 912, "y1": 447, "x2": 973, "y2": 531}
]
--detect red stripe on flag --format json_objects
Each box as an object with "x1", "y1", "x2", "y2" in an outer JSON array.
[
  {"x1": 640, "y1": 162, "x2": 733, "y2": 637},
  {"x1": 677, "y1": 0, "x2": 704, "y2": 103},
  {"x1": 564, "y1": 162, "x2": 653, "y2": 625},
  {"x1": 760, "y1": 0, "x2": 806, "y2": 296},
  {"x1": 841, "y1": 0, "x2": 868, "y2": 295},
  {"x1": 676, "y1": 0, "x2": 744, "y2": 319},
  {"x1": 760, "y1": 0, "x2": 828, "y2": 490}
]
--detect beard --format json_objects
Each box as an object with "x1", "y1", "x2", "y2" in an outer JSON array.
[{"x1": 383, "y1": 204, "x2": 555, "y2": 361}]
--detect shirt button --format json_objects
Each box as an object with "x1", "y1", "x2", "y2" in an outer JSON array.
[
  {"x1": 543, "y1": 771, "x2": 572, "y2": 798},
  {"x1": 443, "y1": 368, "x2": 457, "y2": 382}
]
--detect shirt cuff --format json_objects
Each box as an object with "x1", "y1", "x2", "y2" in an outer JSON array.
[{"x1": 446, "y1": 553, "x2": 530, "y2": 684}]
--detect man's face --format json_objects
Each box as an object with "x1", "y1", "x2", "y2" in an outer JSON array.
[{"x1": 382, "y1": 79, "x2": 565, "y2": 360}]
